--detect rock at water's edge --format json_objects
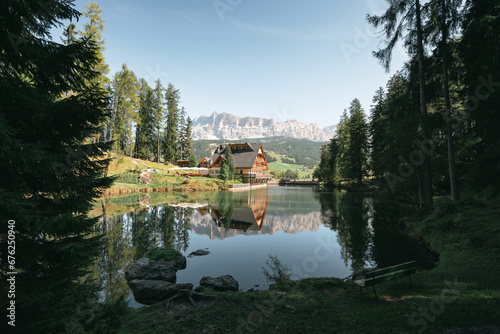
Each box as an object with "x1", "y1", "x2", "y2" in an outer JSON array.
[
  {"x1": 188, "y1": 249, "x2": 210, "y2": 258},
  {"x1": 195, "y1": 275, "x2": 239, "y2": 292},
  {"x1": 125, "y1": 254, "x2": 186, "y2": 283},
  {"x1": 128, "y1": 280, "x2": 193, "y2": 305}
]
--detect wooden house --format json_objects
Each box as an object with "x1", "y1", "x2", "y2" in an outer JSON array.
[
  {"x1": 197, "y1": 157, "x2": 211, "y2": 168},
  {"x1": 177, "y1": 160, "x2": 190, "y2": 168},
  {"x1": 208, "y1": 143, "x2": 272, "y2": 183}
]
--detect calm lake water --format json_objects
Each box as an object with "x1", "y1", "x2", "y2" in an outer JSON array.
[{"x1": 95, "y1": 186, "x2": 436, "y2": 307}]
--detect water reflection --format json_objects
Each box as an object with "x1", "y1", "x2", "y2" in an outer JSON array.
[
  {"x1": 93, "y1": 187, "x2": 436, "y2": 306},
  {"x1": 319, "y1": 191, "x2": 437, "y2": 275}
]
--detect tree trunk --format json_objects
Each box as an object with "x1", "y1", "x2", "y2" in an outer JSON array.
[
  {"x1": 441, "y1": 0, "x2": 460, "y2": 201},
  {"x1": 416, "y1": 0, "x2": 434, "y2": 209},
  {"x1": 157, "y1": 133, "x2": 160, "y2": 163}
]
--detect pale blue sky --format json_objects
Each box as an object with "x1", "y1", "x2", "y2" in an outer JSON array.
[{"x1": 64, "y1": 0, "x2": 407, "y2": 127}]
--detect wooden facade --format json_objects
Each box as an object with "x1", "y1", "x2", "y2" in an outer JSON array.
[{"x1": 197, "y1": 157, "x2": 211, "y2": 168}]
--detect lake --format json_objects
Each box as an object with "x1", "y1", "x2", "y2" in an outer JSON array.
[{"x1": 94, "y1": 186, "x2": 437, "y2": 307}]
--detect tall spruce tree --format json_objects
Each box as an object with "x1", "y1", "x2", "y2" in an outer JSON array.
[
  {"x1": 79, "y1": 2, "x2": 109, "y2": 89},
  {"x1": 460, "y1": 0, "x2": 500, "y2": 193},
  {"x1": 336, "y1": 110, "x2": 350, "y2": 180},
  {"x1": 111, "y1": 64, "x2": 140, "y2": 156},
  {"x1": 368, "y1": 0, "x2": 434, "y2": 209},
  {"x1": 163, "y1": 83, "x2": 180, "y2": 164},
  {"x1": 177, "y1": 106, "x2": 187, "y2": 160},
  {"x1": 0, "y1": 0, "x2": 122, "y2": 332},
  {"x1": 220, "y1": 146, "x2": 235, "y2": 181},
  {"x1": 425, "y1": 0, "x2": 462, "y2": 201},
  {"x1": 152, "y1": 79, "x2": 164, "y2": 163},
  {"x1": 185, "y1": 116, "x2": 197, "y2": 166},
  {"x1": 369, "y1": 87, "x2": 386, "y2": 178},
  {"x1": 135, "y1": 79, "x2": 156, "y2": 160},
  {"x1": 345, "y1": 99, "x2": 369, "y2": 185}
]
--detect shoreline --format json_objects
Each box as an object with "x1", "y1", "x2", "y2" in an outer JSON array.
[{"x1": 118, "y1": 196, "x2": 500, "y2": 333}]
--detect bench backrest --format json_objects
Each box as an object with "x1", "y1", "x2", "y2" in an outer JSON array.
[{"x1": 365, "y1": 261, "x2": 416, "y2": 280}]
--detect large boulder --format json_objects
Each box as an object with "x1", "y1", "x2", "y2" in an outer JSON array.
[
  {"x1": 195, "y1": 275, "x2": 239, "y2": 292},
  {"x1": 125, "y1": 254, "x2": 186, "y2": 283},
  {"x1": 128, "y1": 280, "x2": 193, "y2": 305}
]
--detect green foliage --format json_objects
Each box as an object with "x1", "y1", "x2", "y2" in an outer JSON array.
[
  {"x1": 0, "y1": 1, "x2": 121, "y2": 331},
  {"x1": 316, "y1": 99, "x2": 368, "y2": 188},
  {"x1": 344, "y1": 99, "x2": 368, "y2": 184},
  {"x1": 163, "y1": 83, "x2": 180, "y2": 164},
  {"x1": 111, "y1": 63, "x2": 140, "y2": 155},
  {"x1": 147, "y1": 247, "x2": 181, "y2": 261},
  {"x1": 135, "y1": 79, "x2": 156, "y2": 160},
  {"x1": 116, "y1": 171, "x2": 139, "y2": 184},
  {"x1": 262, "y1": 255, "x2": 292, "y2": 284},
  {"x1": 220, "y1": 146, "x2": 235, "y2": 181}
]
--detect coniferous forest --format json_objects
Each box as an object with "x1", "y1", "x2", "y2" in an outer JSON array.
[{"x1": 315, "y1": 0, "x2": 500, "y2": 210}]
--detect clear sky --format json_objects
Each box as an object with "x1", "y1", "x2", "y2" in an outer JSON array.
[{"x1": 63, "y1": 0, "x2": 408, "y2": 128}]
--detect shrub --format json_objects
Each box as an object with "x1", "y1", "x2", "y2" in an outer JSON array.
[{"x1": 262, "y1": 255, "x2": 292, "y2": 284}]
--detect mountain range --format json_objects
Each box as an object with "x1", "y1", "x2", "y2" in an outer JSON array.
[{"x1": 191, "y1": 112, "x2": 336, "y2": 142}]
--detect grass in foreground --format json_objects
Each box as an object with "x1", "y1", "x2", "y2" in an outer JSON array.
[{"x1": 118, "y1": 196, "x2": 500, "y2": 334}]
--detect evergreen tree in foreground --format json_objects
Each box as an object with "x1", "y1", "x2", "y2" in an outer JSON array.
[{"x1": 0, "y1": 0, "x2": 123, "y2": 332}]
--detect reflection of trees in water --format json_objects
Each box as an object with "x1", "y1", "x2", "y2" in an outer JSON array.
[
  {"x1": 319, "y1": 191, "x2": 436, "y2": 272},
  {"x1": 370, "y1": 200, "x2": 437, "y2": 269},
  {"x1": 335, "y1": 196, "x2": 372, "y2": 273},
  {"x1": 320, "y1": 191, "x2": 373, "y2": 272},
  {"x1": 94, "y1": 204, "x2": 193, "y2": 304},
  {"x1": 97, "y1": 214, "x2": 135, "y2": 303},
  {"x1": 131, "y1": 208, "x2": 156, "y2": 259},
  {"x1": 157, "y1": 206, "x2": 191, "y2": 253},
  {"x1": 216, "y1": 192, "x2": 234, "y2": 230}
]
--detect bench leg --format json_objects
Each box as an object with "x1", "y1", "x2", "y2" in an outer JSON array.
[
  {"x1": 373, "y1": 285, "x2": 378, "y2": 300},
  {"x1": 409, "y1": 275, "x2": 413, "y2": 288}
]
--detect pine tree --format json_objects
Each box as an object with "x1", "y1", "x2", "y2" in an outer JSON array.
[
  {"x1": 184, "y1": 116, "x2": 196, "y2": 166},
  {"x1": 177, "y1": 106, "x2": 187, "y2": 160},
  {"x1": 79, "y1": 2, "x2": 109, "y2": 89},
  {"x1": 152, "y1": 79, "x2": 164, "y2": 163},
  {"x1": 0, "y1": 1, "x2": 122, "y2": 331},
  {"x1": 163, "y1": 83, "x2": 180, "y2": 164},
  {"x1": 220, "y1": 145, "x2": 235, "y2": 181},
  {"x1": 460, "y1": 0, "x2": 500, "y2": 193},
  {"x1": 135, "y1": 79, "x2": 156, "y2": 160},
  {"x1": 111, "y1": 64, "x2": 140, "y2": 156},
  {"x1": 336, "y1": 110, "x2": 350, "y2": 180},
  {"x1": 369, "y1": 87, "x2": 386, "y2": 178},
  {"x1": 345, "y1": 99, "x2": 369, "y2": 185}
]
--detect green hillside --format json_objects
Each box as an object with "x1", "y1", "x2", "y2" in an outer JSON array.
[{"x1": 192, "y1": 136, "x2": 324, "y2": 169}]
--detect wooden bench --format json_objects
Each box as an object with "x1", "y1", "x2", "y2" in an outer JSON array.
[{"x1": 354, "y1": 260, "x2": 416, "y2": 299}]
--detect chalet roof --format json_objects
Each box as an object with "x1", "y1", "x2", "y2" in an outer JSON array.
[{"x1": 210, "y1": 143, "x2": 263, "y2": 169}]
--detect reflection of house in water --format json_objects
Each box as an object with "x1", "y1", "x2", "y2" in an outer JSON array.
[
  {"x1": 196, "y1": 190, "x2": 269, "y2": 233},
  {"x1": 211, "y1": 207, "x2": 263, "y2": 232}
]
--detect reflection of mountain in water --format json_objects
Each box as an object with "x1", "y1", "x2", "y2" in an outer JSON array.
[{"x1": 190, "y1": 211, "x2": 323, "y2": 240}]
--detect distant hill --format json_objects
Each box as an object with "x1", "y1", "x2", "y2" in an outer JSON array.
[
  {"x1": 192, "y1": 112, "x2": 336, "y2": 142},
  {"x1": 192, "y1": 137, "x2": 323, "y2": 168}
]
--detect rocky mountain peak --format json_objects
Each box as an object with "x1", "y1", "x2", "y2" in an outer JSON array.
[{"x1": 192, "y1": 112, "x2": 335, "y2": 142}]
